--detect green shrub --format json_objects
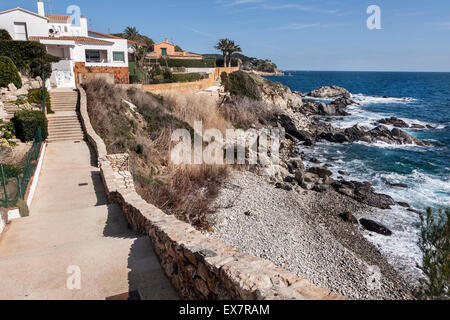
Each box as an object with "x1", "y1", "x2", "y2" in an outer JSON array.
[
  {"x1": 17, "y1": 199, "x2": 29, "y2": 217},
  {"x1": 0, "y1": 56, "x2": 22, "y2": 89},
  {"x1": 27, "y1": 88, "x2": 53, "y2": 114},
  {"x1": 0, "y1": 29, "x2": 12, "y2": 40},
  {"x1": 0, "y1": 121, "x2": 16, "y2": 146},
  {"x1": 150, "y1": 58, "x2": 216, "y2": 68},
  {"x1": 172, "y1": 73, "x2": 204, "y2": 83},
  {"x1": 12, "y1": 110, "x2": 48, "y2": 142},
  {"x1": 0, "y1": 164, "x2": 22, "y2": 180},
  {"x1": 0, "y1": 40, "x2": 60, "y2": 78},
  {"x1": 221, "y1": 71, "x2": 261, "y2": 100},
  {"x1": 415, "y1": 207, "x2": 449, "y2": 300}
]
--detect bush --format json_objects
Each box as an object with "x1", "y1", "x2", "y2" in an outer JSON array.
[
  {"x1": 150, "y1": 58, "x2": 216, "y2": 68},
  {"x1": 172, "y1": 73, "x2": 205, "y2": 83},
  {"x1": 221, "y1": 71, "x2": 261, "y2": 100},
  {"x1": 0, "y1": 29, "x2": 12, "y2": 40},
  {"x1": 17, "y1": 199, "x2": 29, "y2": 217},
  {"x1": 28, "y1": 88, "x2": 53, "y2": 114},
  {"x1": 415, "y1": 207, "x2": 449, "y2": 300},
  {"x1": 0, "y1": 40, "x2": 60, "y2": 78},
  {"x1": 12, "y1": 110, "x2": 48, "y2": 142},
  {"x1": 0, "y1": 56, "x2": 22, "y2": 89}
]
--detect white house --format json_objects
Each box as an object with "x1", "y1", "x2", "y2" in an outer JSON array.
[{"x1": 0, "y1": 1, "x2": 129, "y2": 88}]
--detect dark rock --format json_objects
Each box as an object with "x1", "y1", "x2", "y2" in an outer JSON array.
[
  {"x1": 353, "y1": 182, "x2": 395, "y2": 209},
  {"x1": 283, "y1": 175, "x2": 295, "y2": 183},
  {"x1": 331, "y1": 97, "x2": 355, "y2": 108},
  {"x1": 307, "y1": 167, "x2": 332, "y2": 178},
  {"x1": 323, "y1": 163, "x2": 333, "y2": 168},
  {"x1": 360, "y1": 218, "x2": 392, "y2": 236},
  {"x1": 378, "y1": 117, "x2": 409, "y2": 128},
  {"x1": 327, "y1": 157, "x2": 336, "y2": 162},
  {"x1": 387, "y1": 182, "x2": 408, "y2": 188},
  {"x1": 310, "y1": 158, "x2": 321, "y2": 164},
  {"x1": 289, "y1": 158, "x2": 305, "y2": 171},
  {"x1": 426, "y1": 125, "x2": 435, "y2": 129},
  {"x1": 294, "y1": 171, "x2": 304, "y2": 185},
  {"x1": 275, "y1": 182, "x2": 293, "y2": 191},
  {"x1": 340, "y1": 212, "x2": 358, "y2": 224},
  {"x1": 397, "y1": 202, "x2": 410, "y2": 208},
  {"x1": 410, "y1": 124, "x2": 425, "y2": 129},
  {"x1": 338, "y1": 170, "x2": 350, "y2": 176},
  {"x1": 313, "y1": 184, "x2": 331, "y2": 193}
]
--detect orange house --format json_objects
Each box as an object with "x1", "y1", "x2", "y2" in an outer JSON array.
[{"x1": 149, "y1": 38, "x2": 203, "y2": 60}]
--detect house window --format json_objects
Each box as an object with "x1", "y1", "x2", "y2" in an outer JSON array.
[
  {"x1": 113, "y1": 51, "x2": 125, "y2": 62},
  {"x1": 161, "y1": 48, "x2": 167, "y2": 56},
  {"x1": 13, "y1": 22, "x2": 28, "y2": 40},
  {"x1": 85, "y1": 50, "x2": 101, "y2": 62}
]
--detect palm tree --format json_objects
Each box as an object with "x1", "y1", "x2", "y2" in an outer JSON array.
[
  {"x1": 124, "y1": 26, "x2": 139, "y2": 41},
  {"x1": 214, "y1": 39, "x2": 231, "y2": 67},
  {"x1": 226, "y1": 41, "x2": 242, "y2": 67}
]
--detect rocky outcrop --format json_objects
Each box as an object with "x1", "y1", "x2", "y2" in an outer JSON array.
[
  {"x1": 259, "y1": 78, "x2": 303, "y2": 110},
  {"x1": 307, "y1": 86, "x2": 351, "y2": 99},
  {"x1": 330, "y1": 180, "x2": 395, "y2": 209},
  {"x1": 377, "y1": 117, "x2": 409, "y2": 128},
  {"x1": 377, "y1": 117, "x2": 430, "y2": 130},
  {"x1": 315, "y1": 124, "x2": 428, "y2": 146}
]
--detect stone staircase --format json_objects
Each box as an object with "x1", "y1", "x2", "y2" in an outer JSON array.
[{"x1": 47, "y1": 89, "x2": 85, "y2": 142}]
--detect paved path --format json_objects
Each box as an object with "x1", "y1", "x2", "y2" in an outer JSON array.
[{"x1": 0, "y1": 141, "x2": 177, "y2": 300}]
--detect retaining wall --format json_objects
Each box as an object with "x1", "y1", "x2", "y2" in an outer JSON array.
[{"x1": 78, "y1": 84, "x2": 345, "y2": 300}]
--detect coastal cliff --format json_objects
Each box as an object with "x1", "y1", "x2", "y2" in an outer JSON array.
[{"x1": 212, "y1": 71, "x2": 423, "y2": 299}]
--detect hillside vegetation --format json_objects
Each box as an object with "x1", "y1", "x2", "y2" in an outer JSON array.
[{"x1": 84, "y1": 79, "x2": 229, "y2": 230}]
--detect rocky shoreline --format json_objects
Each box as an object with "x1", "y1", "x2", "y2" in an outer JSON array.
[{"x1": 210, "y1": 81, "x2": 427, "y2": 299}]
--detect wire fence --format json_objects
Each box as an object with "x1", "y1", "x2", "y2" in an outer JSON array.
[{"x1": 0, "y1": 127, "x2": 43, "y2": 208}]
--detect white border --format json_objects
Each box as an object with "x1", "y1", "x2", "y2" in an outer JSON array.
[{"x1": 26, "y1": 142, "x2": 46, "y2": 208}]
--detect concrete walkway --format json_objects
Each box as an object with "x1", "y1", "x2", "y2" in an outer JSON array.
[{"x1": 0, "y1": 141, "x2": 177, "y2": 300}]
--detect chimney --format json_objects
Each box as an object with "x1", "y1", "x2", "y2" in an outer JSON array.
[
  {"x1": 165, "y1": 38, "x2": 169, "y2": 43},
  {"x1": 37, "y1": 0, "x2": 45, "y2": 16}
]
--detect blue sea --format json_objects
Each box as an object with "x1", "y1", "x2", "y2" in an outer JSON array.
[{"x1": 266, "y1": 71, "x2": 450, "y2": 280}]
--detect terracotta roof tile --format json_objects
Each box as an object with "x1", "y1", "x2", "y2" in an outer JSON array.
[
  {"x1": 29, "y1": 36, "x2": 113, "y2": 44},
  {"x1": 45, "y1": 14, "x2": 71, "y2": 23}
]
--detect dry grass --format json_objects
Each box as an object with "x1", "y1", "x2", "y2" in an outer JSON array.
[
  {"x1": 162, "y1": 92, "x2": 231, "y2": 135},
  {"x1": 84, "y1": 79, "x2": 230, "y2": 230}
]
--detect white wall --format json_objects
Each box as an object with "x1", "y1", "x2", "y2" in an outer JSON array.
[
  {"x1": 73, "y1": 39, "x2": 128, "y2": 67},
  {"x1": 0, "y1": 10, "x2": 48, "y2": 39}
]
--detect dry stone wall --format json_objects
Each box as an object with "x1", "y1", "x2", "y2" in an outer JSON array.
[{"x1": 78, "y1": 84, "x2": 345, "y2": 300}]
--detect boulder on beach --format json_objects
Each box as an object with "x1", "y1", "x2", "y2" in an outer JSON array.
[
  {"x1": 359, "y1": 218, "x2": 392, "y2": 236},
  {"x1": 340, "y1": 212, "x2": 358, "y2": 225}
]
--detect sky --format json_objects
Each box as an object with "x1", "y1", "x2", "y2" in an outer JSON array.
[{"x1": 2, "y1": 0, "x2": 450, "y2": 72}]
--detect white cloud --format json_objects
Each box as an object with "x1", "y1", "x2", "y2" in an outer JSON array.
[{"x1": 272, "y1": 23, "x2": 320, "y2": 30}]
